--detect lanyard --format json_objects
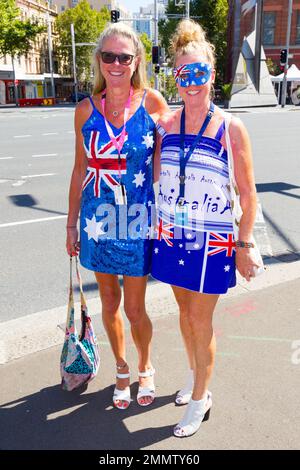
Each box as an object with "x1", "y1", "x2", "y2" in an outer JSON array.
[
  {"x1": 178, "y1": 101, "x2": 215, "y2": 205},
  {"x1": 101, "y1": 86, "x2": 133, "y2": 181}
]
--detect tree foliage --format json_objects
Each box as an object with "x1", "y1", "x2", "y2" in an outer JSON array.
[
  {"x1": 159, "y1": 0, "x2": 228, "y2": 84},
  {"x1": 0, "y1": 0, "x2": 45, "y2": 59},
  {"x1": 55, "y1": 0, "x2": 110, "y2": 83}
]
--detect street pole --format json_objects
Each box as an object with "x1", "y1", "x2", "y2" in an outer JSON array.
[
  {"x1": 254, "y1": 0, "x2": 263, "y2": 93},
  {"x1": 47, "y1": 9, "x2": 55, "y2": 98},
  {"x1": 186, "y1": 0, "x2": 190, "y2": 18},
  {"x1": 70, "y1": 23, "x2": 78, "y2": 104},
  {"x1": 281, "y1": 0, "x2": 293, "y2": 108},
  {"x1": 154, "y1": 0, "x2": 159, "y2": 91}
]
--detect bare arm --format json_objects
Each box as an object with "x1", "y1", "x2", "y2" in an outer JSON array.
[
  {"x1": 229, "y1": 117, "x2": 260, "y2": 281},
  {"x1": 66, "y1": 99, "x2": 90, "y2": 255}
]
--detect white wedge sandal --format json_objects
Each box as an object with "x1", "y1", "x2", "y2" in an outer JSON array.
[
  {"x1": 113, "y1": 364, "x2": 132, "y2": 410},
  {"x1": 137, "y1": 368, "x2": 156, "y2": 406}
]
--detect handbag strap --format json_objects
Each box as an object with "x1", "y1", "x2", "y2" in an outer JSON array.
[{"x1": 67, "y1": 256, "x2": 88, "y2": 332}]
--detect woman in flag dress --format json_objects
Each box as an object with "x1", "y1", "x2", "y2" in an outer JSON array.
[
  {"x1": 151, "y1": 20, "x2": 260, "y2": 437},
  {"x1": 66, "y1": 22, "x2": 168, "y2": 410}
]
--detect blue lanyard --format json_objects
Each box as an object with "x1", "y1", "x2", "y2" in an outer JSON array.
[{"x1": 178, "y1": 102, "x2": 215, "y2": 205}]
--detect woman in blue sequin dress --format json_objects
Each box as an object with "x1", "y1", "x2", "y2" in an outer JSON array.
[
  {"x1": 152, "y1": 20, "x2": 260, "y2": 438},
  {"x1": 66, "y1": 22, "x2": 168, "y2": 410}
]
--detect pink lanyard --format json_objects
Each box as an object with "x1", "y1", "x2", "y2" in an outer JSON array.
[{"x1": 101, "y1": 86, "x2": 133, "y2": 181}]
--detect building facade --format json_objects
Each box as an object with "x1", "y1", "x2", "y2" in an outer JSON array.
[
  {"x1": 227, "y1": 0, "x2": 300, "y2": 82},
  {"x1": 132, "y1": 3, "x2": 165, "y2": 42},
  {"x1": 0, "y1": 0, "x2": 60, "y2": 104},
  {"x1": 52, "y1": 0, "x2": 130, "y2": 20}
]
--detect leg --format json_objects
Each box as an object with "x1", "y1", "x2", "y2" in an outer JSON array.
[
  {"x1": 172, "y1": 285, "x2": 196, "y2": 371},
  {"x1": 174, "y1": 292, "x2": 219, "y2": 437},
  {"x1": 94, "y1": 272, "x2": 130, "y2": 409},
  {"x1": 123, "y1": 275, "x2": 154, "y2": 406},
  {"x1": 172, "y1": 286, "x2": 195, "y2": 405}
]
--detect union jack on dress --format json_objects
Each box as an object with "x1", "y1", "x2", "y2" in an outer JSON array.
[
  {"x1": 82, "y1": 130, "x2": 128, "y2": 198},
  {"x1": 156, "y1": 218, "x2": 174, "y2": 247},
  {"x1": 207, "y1": 232, "x2": 236, "y2": 257}
]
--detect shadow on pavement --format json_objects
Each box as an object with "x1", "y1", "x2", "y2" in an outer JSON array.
[{"x1": 0, "y1": 382, "x2": 175, "y2": 450}]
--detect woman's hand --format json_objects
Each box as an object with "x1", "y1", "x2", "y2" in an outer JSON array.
[
  {"x1": 235, "y1": 247, "x2": 261, "y2": 282},
  {"x1": 66, "y1": 227, "x2": 80, "y2": 257}
]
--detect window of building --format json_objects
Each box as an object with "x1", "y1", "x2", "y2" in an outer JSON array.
[
  {"x1": 296, "y1": 11, "x2": 300, "y2": 44},
  {"x1": 263, "y1": 12, "x2": 276, "y2": 45},
  {"x1": 61, "y1": 6, "x2": 65, "y2": 11}
]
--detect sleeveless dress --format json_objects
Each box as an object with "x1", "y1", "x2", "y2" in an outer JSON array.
[
  {"x1": 151, "y1": 118, "x2": 237, "y2": 294},
  {"x1": 79, "y1": 90, "x2": 156, "y2": 276}
]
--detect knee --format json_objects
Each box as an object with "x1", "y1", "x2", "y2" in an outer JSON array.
[
  {"x1": 101, "y1": 290, "x2": 121, "y2": 315},
  {"x1": 123, "y1": 303, "x2": 146, "y2": 325},
  {"x1": 186, "y1": 310, "x2": 213, "y2": 333}
]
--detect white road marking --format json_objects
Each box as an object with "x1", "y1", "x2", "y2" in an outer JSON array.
[
  {"x1": 21, "y1": 173, "x2": 56, "y2": 178},
  {"x1": 0, "y1": 157, "x2": 14, "y2": 160},
  {"x1": 67, "y1": 130, "x2": 75, "y2": 134},
  {"x1": 13, "y1": 135, "x2": 31, "y2": 138},
  {"x1": 42, "y1": 132, "x2": 58, "y2": 136},
  {"x1": 32, "y1": 153, "x2": 58, "y2": 158},
  {"x1": 0, "y1": 215, "x2": 67, "y2": 228},
  {"x1": 12, "y1": 180, "x2": 26, "y2": 187},
  {"x1": 0, "y1": 179, "x2": 9, "y2": 183}
]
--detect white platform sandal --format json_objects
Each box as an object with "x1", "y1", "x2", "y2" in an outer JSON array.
[
  {"x1": 173, "y1": 390, "x2": 212, "y2": 438},
  {"x1": 137, "y1": 368, "x2": 156, "y2": 406},
  {"x1": 113, "y1": 364, "x2": 131, "y2": 410},
  {"x1": 175, "y1": 369, "x2": 194, "y2": 406}
]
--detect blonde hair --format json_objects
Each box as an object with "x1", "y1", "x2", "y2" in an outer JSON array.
[
  {"x1": 170, "y1": 19, "x2": 216, "y2": 69},
  {"x1": 93, "y1": 23, "x2": 148, "y2": 95}
]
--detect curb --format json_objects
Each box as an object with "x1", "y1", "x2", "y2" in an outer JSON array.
[{"x1": 0, "y1": 258, "x2": 299, "y2": 365}]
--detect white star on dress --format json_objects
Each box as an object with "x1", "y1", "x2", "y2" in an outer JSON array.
[
  {"x1": 145, "y1": 155, "x2": 152, "y2": 166},
  {"x1": 224, "y1": 265, "x2": 231, "y2": 272},
  {"x1": 132, "y1": 170, "x2": 145, "y2": 188},
  {"x1": 154, "y1": 248, "x2": 159, "y2": 254},
  {"x1": 193, "y1": 243, "x2": 200, "y2": 249},
  {"x1": 142, "y1": 132, "x2": 154, "y2": 149},
  {"x1": 84, "y1": 215, "x2": 104, "y2": 242},
  {"x1": 186, "y1": 233, "x2": 193, "y2": 239},
  {"x1": 179, "y1": 259, "x2": 185, "y2": 266},
  {"x1": 179, "y1": 244, "x2": 183, "y2": 248}
]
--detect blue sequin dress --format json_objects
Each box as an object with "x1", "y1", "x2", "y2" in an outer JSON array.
[{"x1": 79, "y1": 90, "x2": 156, "y2": 276}]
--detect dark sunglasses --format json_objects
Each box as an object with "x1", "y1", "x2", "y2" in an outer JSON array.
[{"x1": 100, "y1": 51, "x2": 135, "y2": 65}]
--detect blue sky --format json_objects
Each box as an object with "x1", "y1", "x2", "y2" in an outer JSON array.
[{"x1": 120, "y1": 0, "x2": 152, "y2": 14}]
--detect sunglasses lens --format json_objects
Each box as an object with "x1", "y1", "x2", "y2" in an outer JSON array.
[
  {"x1": 119, "y1": 54, "x2": 133, "y2": 65},
  {"x1": 101, "y1": 52, "x2": 116, "y2": 64}
]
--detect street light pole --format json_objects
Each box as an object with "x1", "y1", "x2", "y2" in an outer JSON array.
[
  {"x1": 46, "y1": 9, "x2": 55, "y2": 98},
  {"x1": 281, "y1": 0, "x2": 293, "y2": 108},
  {"x1": 70, "y1": 23, "x2": 78, "y2": 104},
  {"x1": 154, "y1": 0, "x2": 159, "y2": 90},
  {"x1": 186, "y1": 0, "x2": 190, "y2": 18}
]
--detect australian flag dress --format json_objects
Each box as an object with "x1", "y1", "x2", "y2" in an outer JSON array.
[
  {"x1": 79, "y1": 90, "x2": 155, "y2": 276},
  {"x1": 151, "y1": 119, "x2": 237, "y2": 294}
]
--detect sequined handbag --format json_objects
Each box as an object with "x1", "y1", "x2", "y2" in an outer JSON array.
[
  {"x1": 60, "y1": 256, "x2": 100, "y2": 391},
  {"x1": 224, "y1": 114, "x2": 265, "y2": 277}
]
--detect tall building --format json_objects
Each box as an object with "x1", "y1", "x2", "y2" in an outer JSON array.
[
  {"x1": 52, "y1": 0, "x2": 130, "y2": 20},
  {"x1": 0, "y1": 0, "x2": 60, "y2": 105},
  {"x1": 227, "y1": 0, "x2": 300, "y2": 82},
  {"x1": 132, "y1": 2, "x2": 165, "y2": 42}
]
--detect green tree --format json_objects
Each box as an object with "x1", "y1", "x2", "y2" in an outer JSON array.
[
  {"x1": 0, "y1": 0, "x2": 46, "y2": 103},
  {"x1": 140, "y1": 32, "x2": 152, "y2": 63},
  {"x1": 159, "y1": 0, "x2": 228, "y2": 84},
  {"x1": 55, "y1": 1, "x2": 110, "y2": 85}
]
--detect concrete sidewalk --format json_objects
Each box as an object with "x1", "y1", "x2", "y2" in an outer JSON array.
[{"x1": 1, "y1": 260, "x2": 300, "y2": 450}]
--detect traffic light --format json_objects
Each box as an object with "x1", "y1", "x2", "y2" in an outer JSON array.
[
  {"x1": 280, "y1": 49, "x2": 287, "y2": 70},
  {"x1": 154, "y1": 64, "x2": 160, "y2": 74},
  {"x1": 152, "y1": 46, "x2": 160, "y2": 64},
  {"x1": 111, "y1": 10, "x2": 120, "y2": 23}
]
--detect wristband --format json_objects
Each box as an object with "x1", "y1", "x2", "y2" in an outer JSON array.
[{"x1": 236, "y1": 240, "x2": 255, "y2": 248}]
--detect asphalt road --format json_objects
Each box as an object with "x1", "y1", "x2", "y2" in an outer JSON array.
[{"x1": 0, "y1": 106, "x2": 299, "y2": 322}]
